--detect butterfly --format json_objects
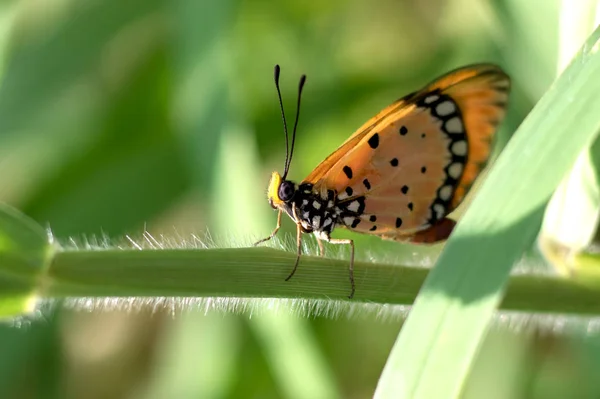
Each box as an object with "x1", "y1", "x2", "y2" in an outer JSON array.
[{"x1": 255, "y1": 64, "x2": 510, "y2": 299}]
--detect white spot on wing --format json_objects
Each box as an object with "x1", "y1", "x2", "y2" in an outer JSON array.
[
  {"x1": 424, "y1": 95, "x2": 439, "y2": 104},
  {"x1": 448, "y1": 163, "x2": 464, "y2": 179},
  {"x1": 323, "y1": 217, "x2": 332, "y2": 228},
  {"x1": 445, "y1": 117, "x2": 463, "y2": 134},
  {"x1": 302, "y1": 199, "x2": 308, "y2": 206},
  {"x1": 337, "y1": 191, "x2": 348, "y2": 201},
  {"x1": 302, "y1": 211, "x2": 310, "y2": 220},
  {"x1": 436, "y1": 101, "x2": 456, "y2": 116},
  {"x1": 347, "y1": 201, "x2": 360, "y2": 213},
  {"x1": 312, "y1": 215, "x2": 321, "y2": 229},
  {"x1": 451, "y1": 140, "x2": 467, "y2": 156},
  {"x1": 312, "y1": 201, "x2": 321, "y2": 210},
  {"x1": 433, "y1": 204, "x2": 445, "y2": 219},
  {"x1": 343, "y1": 216, "x2": 354, "y2": 226},
  {"x1": 439, "y1": 185, "x2": 453, "y2": 201}
]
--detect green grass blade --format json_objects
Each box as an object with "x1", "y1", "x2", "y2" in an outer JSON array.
[
  {"x1": 374, "y1": 25, "x2": 600, "y2": 399},
  {"x1": 250, "y1": 310, "x2": 341, "y2": 399},
  {"x1": 539, "y1": 0, "x2": 600, "y2": 270},
  {"x1": 136, "y1": 313, "x2": 241, "y2": 399},
  {"x1": 15, "y1": 245, "x2": 595, "y2": 316}
]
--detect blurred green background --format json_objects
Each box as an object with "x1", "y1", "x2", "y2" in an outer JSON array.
[{"x1": 0, "y1": 0, "x2": 598, "y2": 398}]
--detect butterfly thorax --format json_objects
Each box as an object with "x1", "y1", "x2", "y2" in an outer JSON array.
[{"x1": 267, "y1": 172, "x2": 366, "y2": 236}]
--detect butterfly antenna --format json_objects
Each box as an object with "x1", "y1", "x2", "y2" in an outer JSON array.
[
  {"x1": 286, "y1": 74, "x2": 306, "y2": 177},
  {"x1": 273, "y1": 65, "x2": 291, "y2": 179}
]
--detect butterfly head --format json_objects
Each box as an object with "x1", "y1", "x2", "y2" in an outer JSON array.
[
  {"x1": 265, "y1": 65, "x2": 306, "y2": 211},
  {"x1": 267, "y1": 171, "x2": 297, "y2": 209}
]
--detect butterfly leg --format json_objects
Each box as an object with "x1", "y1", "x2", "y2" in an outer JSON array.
[
  {"x1": 319, "y1": 234, "x2": 355, "y2": 299},
  {"x1": 253, "y1": 210, "x2": 282, "y2": 246},
  {"x1": 285, "y1": 203, "x2": 304, "y2": 282}
]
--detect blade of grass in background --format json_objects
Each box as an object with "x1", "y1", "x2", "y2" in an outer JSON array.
[
  {"x1": 21, "y1": 40, "x2": 191, "y2": 237},
  {"x1": 134, "y1": 313, "x2": 242, "y2": 399},
  {"x1": 460, "y1": 330, "x2": 531, "y2": 399},
  {"x1": 132, "y1": 2, "x2": 242, "y2": 398},
  {"x1": 0, "y1": 0, "x2": 166, "y2": 136},
  {"x1": 0, "y1": 316, "x2": 63, "y2": 399},
  {"x1": 250, "y1": 312, "x2": 340, "y2": 399},
  {"x1": 492, "y1": 0, "x2": 559, "y2": 101},
  {"x1": 170, "y1": 0, "x2": 233, "y2": 192},
  {"x1": 543, "y1": 5, "x2": 600, "y2": 398},
  {"x1": 539, "y1": 0, "x2": 600, "y2": 273},
  {"x1": 212, "y1": 120, "x2": 341, "y2": 399},
  {"x1": 374, "y1": 24, "x2": 600, "y2": 399}
]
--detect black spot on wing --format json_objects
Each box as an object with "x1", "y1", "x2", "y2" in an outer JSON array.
[
  {"x1": 357, "y1": 197, "x2": 366, "y2": 214},
  {"x1": 343, "y1": 166, "x2": 353, "y2": 179},
  {"x1": 368, "y1": 133, "x2": 379, "y2": 149}
]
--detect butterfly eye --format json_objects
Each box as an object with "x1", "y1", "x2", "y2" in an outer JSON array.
[{"x1": 278, "y1": 181, "x2": 295, "y2": 201}]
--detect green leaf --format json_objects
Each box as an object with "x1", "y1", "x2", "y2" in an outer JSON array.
[
  {"x1": 374, "y1": 24, "x2": 600, "y2": 399},
  {"x1": 0, "y1": 245, "x2": 578, "y2": 316}
]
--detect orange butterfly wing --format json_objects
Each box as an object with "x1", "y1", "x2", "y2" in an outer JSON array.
[
  {"x1": 303, "y1": 96, "x2": 412, "y2": 183},
  {"x1": 302, "y1": 64, "x2": 510, "y2": 242},
  {"x1": 422, "y1": 64, "x2": 510, "y2": 209}
]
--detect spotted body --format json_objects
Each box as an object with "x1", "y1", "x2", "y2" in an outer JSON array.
[
  {"x1": 256, "y1": 64, "x2": 511, "y2": 299},
  {"x1": 270, "y1": 176, "x2": 367, "y2": 239}
]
